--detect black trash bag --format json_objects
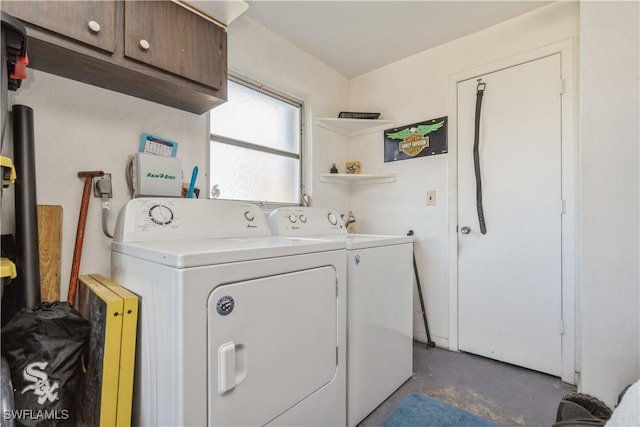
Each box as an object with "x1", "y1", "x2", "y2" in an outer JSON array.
[{"x1": 1, "y1": 302, "x2": 90, "y2": 427}]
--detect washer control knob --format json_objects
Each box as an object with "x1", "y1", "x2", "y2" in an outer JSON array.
[
  {"x1": 327, "y1": 212, "x2": 338, "y2": 225},
  {"x1": 148, "y1": 204, "x2": 174, "y2": 226},
  {"x1": 299, "y1": 215, "x2": 307, "y2": 223},
  {"x1": 244, "y1": 211, "x2": 255, "y2": 221},
  {"x1": 288, "y1": 214, "x2": 297, "y2": 223}
]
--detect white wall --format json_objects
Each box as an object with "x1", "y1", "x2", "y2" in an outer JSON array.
[
  {"x1": 345, "y1": 0, "x2": 640, "y2": 405},
  {"x1": 1, "y1": 14, "x2": 349, "y2": 301},
  {"x1": 225, "y1": 15, "x2": 351, "y2": 210},
  {"x1": 579, "y1": 1, "x2": 639, "y2": 407},
  {"x1": 346, "y1": 2, "x2": 578, "y2": 347},
  {"x1": 2, "y1": 72, "x2": 208, "y2": 301}
]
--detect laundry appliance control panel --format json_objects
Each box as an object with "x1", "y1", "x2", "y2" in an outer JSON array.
[
  {"x1": 114, "y1": 198, "x2": 271, "y2": 243},
  {"x1": 268, "y1": 207, "x2": 346, "y2": 237}
]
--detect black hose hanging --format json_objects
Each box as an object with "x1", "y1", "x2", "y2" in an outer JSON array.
[
  {"x1": 473, "y1": 80, "x2": 487, "y2": 235},
  {"x1": 12, "y1": 105, "x2": 41, "y2": 308}
]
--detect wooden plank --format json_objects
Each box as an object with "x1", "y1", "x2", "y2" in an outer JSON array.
[
  {"x1": 37, "y1": 205, "x2": 62, "y2": 302},
  {"x1": 77, "y1": 275, "x2": 123, "y2": 426},
  {"x1": 90, "y1": 274, "x2": 139, "y2": 426}
]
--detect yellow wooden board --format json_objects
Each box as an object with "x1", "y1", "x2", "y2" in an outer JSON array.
[
  {"x1": 89, "y1": 274, "x2": 139, "y2": 427},
  {"x1": 77, "y1": 275, "x2": 123, "y2": 427}
]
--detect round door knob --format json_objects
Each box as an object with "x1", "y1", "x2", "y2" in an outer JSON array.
[
  {"x1": 139, "y1": 39, "x2": 151, "y2": 51},
  {"x1": 460, "y1": 226, "x2": 471, "y2": 234},
  {"x1": 88, "y1": 20, "x2": 101, "y2": 33}
]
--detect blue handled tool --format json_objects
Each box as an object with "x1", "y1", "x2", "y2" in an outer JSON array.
[{"x1": 187, "y1": 166, "x2": 198, "y2": 198}]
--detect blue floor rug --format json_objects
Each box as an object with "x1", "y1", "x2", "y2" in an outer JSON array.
[{"x1": 380, "y1": 393, "x2": 502, "y2": 427}]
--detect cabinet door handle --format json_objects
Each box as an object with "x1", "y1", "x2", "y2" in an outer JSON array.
[
  {"x1": 139, "y1": 39, "x2": 151, "y2": 51},
  {"x1": 88, "y1": 20, "x2": 101, "y2": 33}
]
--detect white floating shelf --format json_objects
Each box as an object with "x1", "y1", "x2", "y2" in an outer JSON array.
[
  {"x1": 315, "y1": 117, "x2": 395, "y2": 137},
  {"x1": 318, "y1": 173, "x2": 396, "y2": 185}
]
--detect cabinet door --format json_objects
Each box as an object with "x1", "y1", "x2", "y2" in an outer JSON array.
[
  {"x1": 124, "y1": 1, "x2": 226, "y2": 91},
  {"x1": 2, "y1": 1, "x2": 116, "y2": 53}
]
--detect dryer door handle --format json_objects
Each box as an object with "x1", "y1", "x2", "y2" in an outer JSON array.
[{"x1": 218, "y1": 342, "x2": 236, "y2": 395}]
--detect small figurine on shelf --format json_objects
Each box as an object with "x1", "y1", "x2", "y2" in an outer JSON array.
[
  {"x1": 345, "y1": 161, "x2": 361, "y2": 174},
  {"x1": 330, "y1": 164, "x2": 338, "y2": 174}
]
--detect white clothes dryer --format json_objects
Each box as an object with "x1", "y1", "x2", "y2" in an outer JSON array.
[
  {"x1": 268, "y1": 207, "x2": 413, "y2": 427},
  {"x1": 111, "y1": 198, "x2": 346, "y2": 427}
]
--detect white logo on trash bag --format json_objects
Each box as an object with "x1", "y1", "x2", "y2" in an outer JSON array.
[{"x1": 21, "y1": 361, "x2": 60, "y2": 404}]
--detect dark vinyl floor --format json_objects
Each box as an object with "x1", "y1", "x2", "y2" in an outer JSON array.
[{"x1": 358, "y1": 342, "x2": 576, "y2": 427}]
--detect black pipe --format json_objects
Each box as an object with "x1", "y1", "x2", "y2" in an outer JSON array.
[
  {"x1": 1, "y1": 30, "x2": 7, "y2": 148},
  {"x1": 1, "y1": 12, "x2": 28, "y2": 149},
  {"x1": 12, "y1": 105, "x2": 41, "y2": 308}
]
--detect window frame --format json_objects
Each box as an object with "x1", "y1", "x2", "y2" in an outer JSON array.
[{"x1": 207, "y1": 74, "x2": 305, "y2": 208}]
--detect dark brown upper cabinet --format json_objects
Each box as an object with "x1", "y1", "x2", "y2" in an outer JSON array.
[
  {"x1": 3, "y1": 1, "x2": 117, "y2": 52},
  {"x1": 124, "y1": 1, "x2": 226, "y2": 91},
  {"x1": 2, "y1": 0, "x2": 227, "y2": 115}
]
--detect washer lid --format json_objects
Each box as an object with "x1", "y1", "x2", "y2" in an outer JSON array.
[
  {"x1": 111, "y1": 236, "x2": 344, "y2": 268},
  {"x1": 283, "y1": 234, "x2": 414, "y2": 250},
  {"x1": 344, "y1": 234, "x2": 413, "y2": 250}
]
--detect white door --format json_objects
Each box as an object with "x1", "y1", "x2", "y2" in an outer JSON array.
[
  {"x1": 457, "y1": 54, "x2": 562, "y2": 376},
  {"x1": 208, "y1": 267, "x2": 338, "y2": 426}
]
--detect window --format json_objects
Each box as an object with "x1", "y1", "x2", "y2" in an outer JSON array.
[{"x1": 209, "y1": 77, "x2": 303, "y2": 205}]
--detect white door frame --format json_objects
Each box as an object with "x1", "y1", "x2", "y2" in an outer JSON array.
[{"x1": 446, "y1": 39, "x2": 577, "y2": 384}]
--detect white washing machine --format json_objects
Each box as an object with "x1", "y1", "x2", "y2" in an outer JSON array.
[
  {"x1": 111, "y1": 198, "x2": 346, "y2": 427},
  {"x1": 268, "y1": 207, "x2": 413, "y2": 427}
]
